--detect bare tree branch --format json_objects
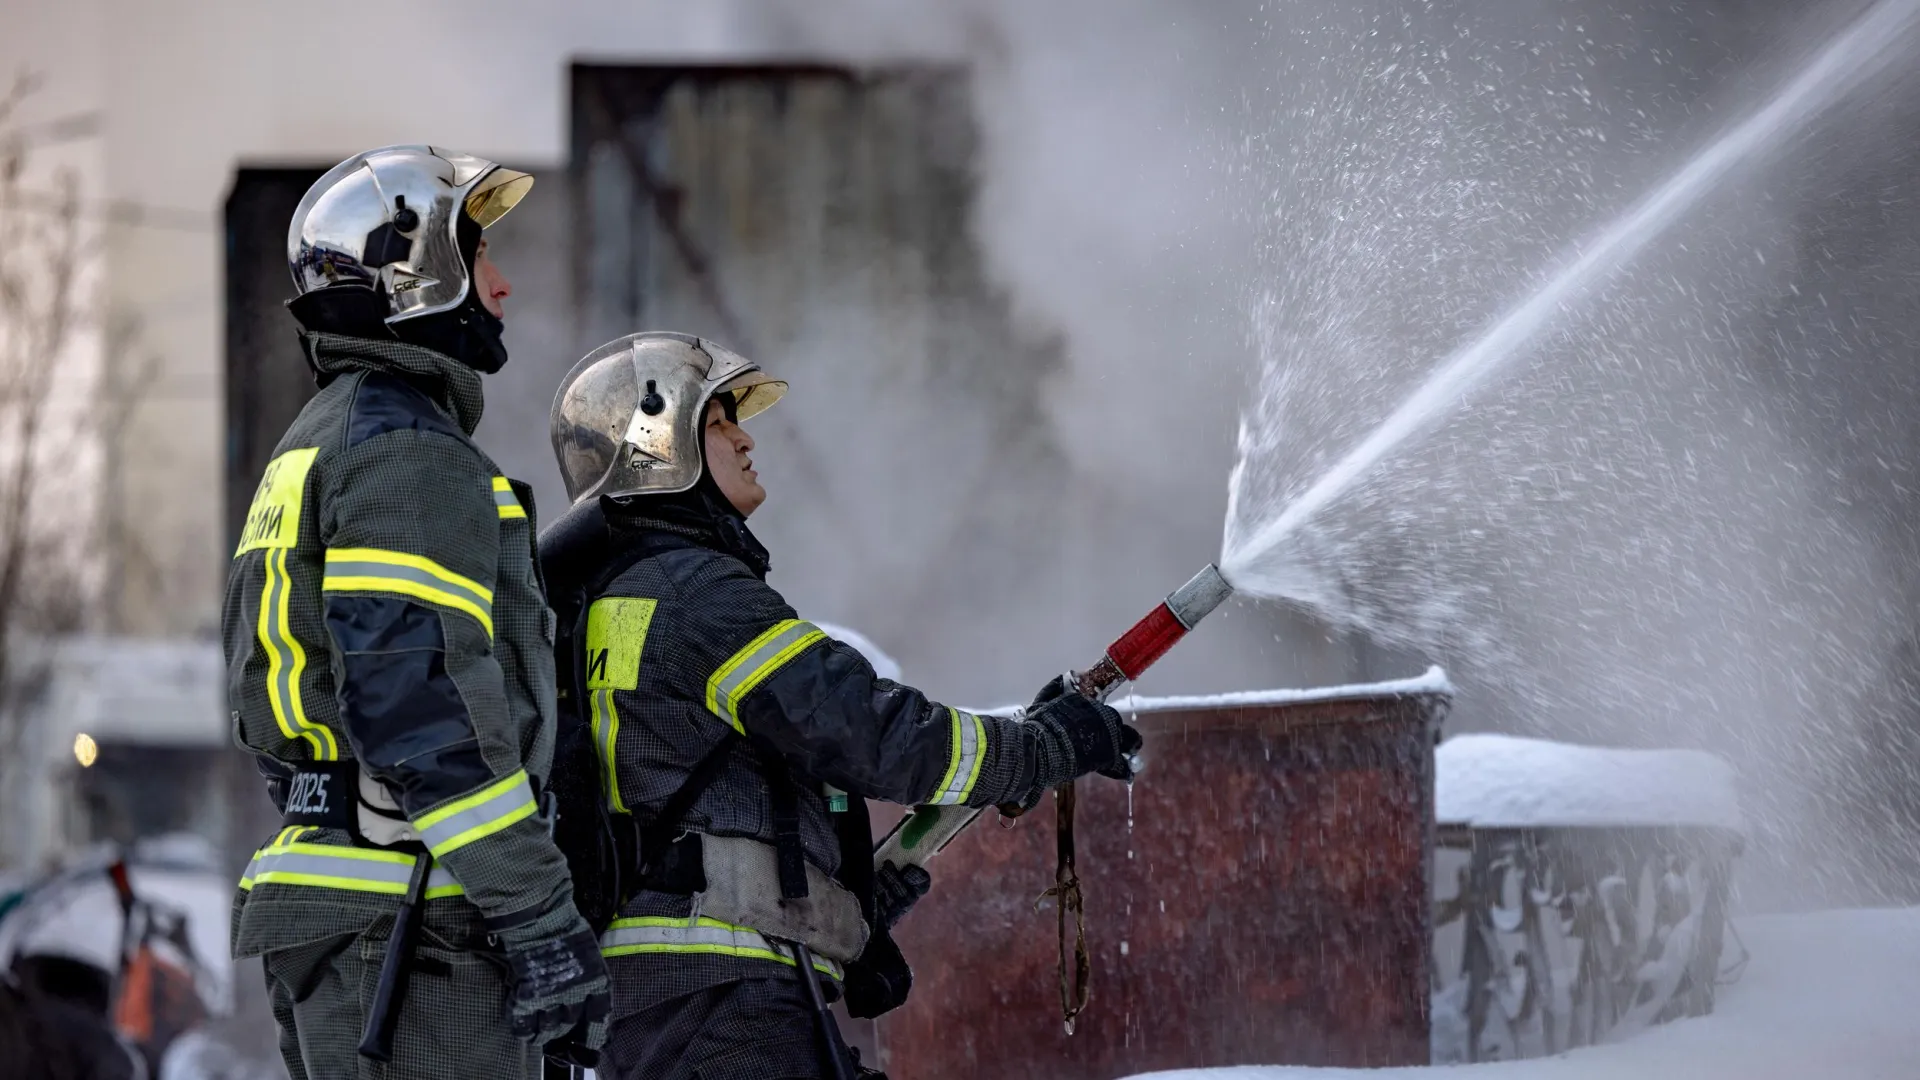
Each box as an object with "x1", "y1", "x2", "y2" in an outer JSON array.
[{"x1": 0, "y1": 76, "x2": 151, "y2": 869}]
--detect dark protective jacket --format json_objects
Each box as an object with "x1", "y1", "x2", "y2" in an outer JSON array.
[
  {"x1": 221, "y1": 332, "x2": 568, "y2": 958},
  {"x1": 541, "y1": 493, "x2": 1039, "y2": 1010}
]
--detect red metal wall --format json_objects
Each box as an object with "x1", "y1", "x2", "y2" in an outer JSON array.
[{"x1": 878, "y1": 691, "x2": 1445, "y2": 1078}]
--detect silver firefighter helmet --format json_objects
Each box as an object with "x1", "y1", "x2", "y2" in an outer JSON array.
[
  {"x1": 551, "y1": 332, "x2": 786, "y2": 505},
  {"x1": 287, "y1": 145, "x2": 532, "y2": 324}
]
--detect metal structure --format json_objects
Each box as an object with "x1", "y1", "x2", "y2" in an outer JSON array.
[
  {"x1": 1430, "y1": 823, "x2": 1742, "y2": 1063},
  {"x1": 881, "y1": 686, "x2": 1449, "y2": 1077}
]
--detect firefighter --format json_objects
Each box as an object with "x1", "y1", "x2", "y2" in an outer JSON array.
[
  {"x1": 222, "y1": 145, "x2": 609, "y2": 1079},
  {"x1": 540, "y1": 332, "x2": 1141, "y2": 1080}
]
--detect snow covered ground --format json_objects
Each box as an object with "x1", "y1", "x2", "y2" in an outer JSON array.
[{"x1": 1127, "y1": 906, "x2": 1920, "y2": 1080}]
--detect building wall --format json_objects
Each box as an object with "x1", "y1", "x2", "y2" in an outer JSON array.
[{"x1": 8, "y1": 0, "x2": 1357, "y2": 708}]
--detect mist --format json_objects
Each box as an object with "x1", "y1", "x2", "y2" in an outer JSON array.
[
  {"x1": 471, "y1": 0, "x2": 1920, "y2": 910},
  {"x1": 1224, "y1": 0, "x2": 1920, "y2": 911}
]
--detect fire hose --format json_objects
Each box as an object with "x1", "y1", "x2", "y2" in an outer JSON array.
[{"x1": 872, "y1": 564, "x2": 1234, "y2": 1027}]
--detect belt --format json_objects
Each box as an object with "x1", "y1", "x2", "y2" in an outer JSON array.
[{"x1": 275, "y1": 760, "x2": 359, "y2": 830}]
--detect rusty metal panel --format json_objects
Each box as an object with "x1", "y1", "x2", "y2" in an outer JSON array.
[{"x1": 882, "y1": 691, "x2": 1446, "y2": 1078}]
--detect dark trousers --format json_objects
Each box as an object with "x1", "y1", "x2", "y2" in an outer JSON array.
[
  {"x1": 600, "y1": 976, "x2": 863, "y2": 1080},
  {"x1": 261, "y1": 923, "x2": 538, "y2": 1080}
]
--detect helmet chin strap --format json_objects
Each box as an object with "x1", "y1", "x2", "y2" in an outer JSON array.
[{"x1": 389, "y1": 295, "x2": 510, "y2": 373}]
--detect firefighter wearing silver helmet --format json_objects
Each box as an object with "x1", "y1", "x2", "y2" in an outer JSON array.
[
  {"x1": 223, "y1": 146, "x2": 609, "y2": 1080},
  {"x1": 539, "y1": 333, "x2": 1140, "y2": 1079}
]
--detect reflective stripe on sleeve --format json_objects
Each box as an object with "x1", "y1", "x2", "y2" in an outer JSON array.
[
  {"x1": 928, "y1": 707, "x2": 987, "y2": 806},
  {"x1": 412, "y1": 769, "x2": 539, "y2": 857},
  {"x1": 705, "y1": 620, "x2": 827, "y2": 734},
  {"x1": 599, "y1": 915, "x2": 842, "y2": 979},
  {"x1": 322, "y1": 547, "x2": 495, "y2": 638},
  {"x1": 591, "y1": 689, "x2": 629, "y2": 814},
  {"x1": 492, "y1": 476, "x2": 526, "y2": 520},
  {"x1": 237, "y1": 832, "x2": 464, "y2": 899},
  {"x1": 256, "y1": 549, "x2": 338, "y2": 760}
]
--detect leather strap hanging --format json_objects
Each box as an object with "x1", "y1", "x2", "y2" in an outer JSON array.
[{"x1": 1035, "y1": 780, "x2": 1091, "y2": 1032}]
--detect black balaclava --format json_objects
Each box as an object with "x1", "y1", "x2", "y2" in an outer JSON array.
[{"x1": 287, "y1": 209, "x2": 510, "y2": 374}]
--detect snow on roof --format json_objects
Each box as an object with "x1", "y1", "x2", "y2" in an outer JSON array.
[
  {"x1": 1110, "y1": 666, "x2": 1453, "y2": 715},
  {"x1": 968, "y1": 666, "x2": 1452, "y2": 717},
  {"x1": 1436, "y1": 733, "x2": 1743, "y2": 833}
]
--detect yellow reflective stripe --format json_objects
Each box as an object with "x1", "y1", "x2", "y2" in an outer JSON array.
[
  {"x1": 256, "y1": 549, "x2": 337, "y2": 760},
  {"x1": 412, "y1": 770, "x2": 539, "y2": 857},
  {"x1": 493, "y1": 476, "x2": 526, "y2": 520},
  {"x1": 599, "y1": 915, "x2": 842, "y2": 978},
  {"x1": 237, "y1": 838, "x2": 463, "y2": 898},
  {"x1": 705, "y1": 620, "x2": 827, "y2": 734},
  {"x1": 929, "y1": 707, "x2": 987, "y2": 806},
  {"x1": 591, "y1": 688, "x2": 629, "y2": 814},
  {"x1": 322, "y1": 547, "x2": 494, "y2": 638}
]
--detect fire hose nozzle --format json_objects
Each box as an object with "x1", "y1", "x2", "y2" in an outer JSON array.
[{"x1": 1166, "y1": 564, "x2": 1233, "y2": 629}]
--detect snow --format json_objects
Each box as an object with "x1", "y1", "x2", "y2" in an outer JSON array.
[
  {"x1": 969, "y1": 666, "x2": 1453, "y2": 717},
  {"x1": 813, "y1": 621, "x2": 903, "y2": 682},
  {"x1": 1111, "y1": 665, "x2": 1453, "y2": 715},
  {"x1": 1436, "y1": 733, "x2": 1744, "y2": 833},
  {"x1": 1126, "y1": 906, "x2": 1920, "y2": 1079}
]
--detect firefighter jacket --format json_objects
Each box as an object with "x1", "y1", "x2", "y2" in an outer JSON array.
[
  {"x1": 222, "y1": 332, "x2": 567, "y2": 958},
  {"x1": 541, "y1": 492, "x2": 1040, "y2": 1007}
]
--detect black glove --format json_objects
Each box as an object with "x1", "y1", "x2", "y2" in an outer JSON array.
[
  {"x1": 490, "y1": 904, "x2": 612, "y2": 1057},
  {"x1": 1021, "y1": 683, "x2": 1143, "y2": 804},
  {"x1": 873, "y1": 862, "x2": 931, "y2": 931}
]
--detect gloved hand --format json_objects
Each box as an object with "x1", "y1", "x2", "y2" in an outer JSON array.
[
  {"x1": 1019, "y1": 678, "x2": 1143, "y2": 807},
  {"x1": 489, "y1": 901, "x2": 612, "y2": 1060},
  {"x1": 873, "y1": 861, "x2": 932, "y2": 931}
]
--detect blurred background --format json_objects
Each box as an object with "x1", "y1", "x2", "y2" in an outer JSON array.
[{"x1": 4, "y1": 0, "x2": 1920, "y2": 1075}]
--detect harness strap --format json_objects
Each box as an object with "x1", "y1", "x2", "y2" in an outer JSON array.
[
  {"x1": 635, "y1": 737, "x2": 735, "y2": 886},
  {"x1": 766, "y1": 764, "x2": 811, "y2": 902}
]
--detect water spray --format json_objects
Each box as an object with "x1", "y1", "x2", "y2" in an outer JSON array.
[{"x1": 1222, "y1": 0, "x2": 1920, "y2": 581}]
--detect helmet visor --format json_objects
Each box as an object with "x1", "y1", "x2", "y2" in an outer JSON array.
[
  {"x1": 465, "y1": 168, "x2": 534, "y2": 228},
  {"x1": 717, "y1": 370, "x2": 787, "y2": 421}
]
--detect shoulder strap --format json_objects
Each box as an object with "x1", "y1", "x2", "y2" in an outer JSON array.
[{"x1": 634, "y1": 737, "x2": 736, "y2": 881}]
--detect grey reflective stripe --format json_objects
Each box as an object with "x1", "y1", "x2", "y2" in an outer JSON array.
[
  {"x1": 705, "y1": 620, "x2": 827, "y2": 732},
  {"x1": 241, "y1": 843, "x2": 463, "y2": 898},
  {"x1": 598, "y1": 916, "x2": 842, "y2": 979},
  {"x1": 322, "y1": 558, "x2": 492, "y2": 613},
  {"x1": 929, "y1": 707, "x2": 986, "y2": 806},
  {"x1": 592, "y1": 688, "x2": 628, "y2": 813},
  {"x1": 259, "y1": 550, "x2": 336, "y2": 759},
  {"x1": 493, "y1": 481, "x2": 526, "y2": 519},
  {"x1": 412, "y1": 770, "x2": 539, "y2": 857}
]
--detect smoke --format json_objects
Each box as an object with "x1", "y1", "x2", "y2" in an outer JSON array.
[
  {"x1": 470, "y1": 0, "x2": 1920, "y2": 906},
  {"x1": 482, "y1": 0, "x2": 1331, "y2": 709}
]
